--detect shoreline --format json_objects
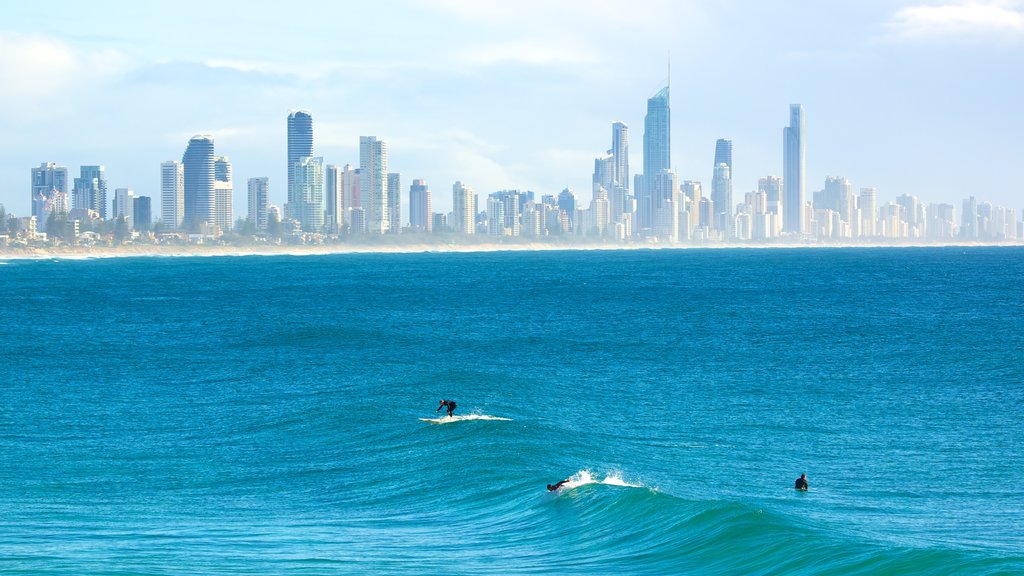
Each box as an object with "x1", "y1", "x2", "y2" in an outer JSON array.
[{"x1": 1, "y1": 240, "x2": 1021, "y2": 260}]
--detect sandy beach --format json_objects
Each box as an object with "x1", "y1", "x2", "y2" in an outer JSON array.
[{"x1": 1, "y1": 239, "x2": 1021, "y2": 260}]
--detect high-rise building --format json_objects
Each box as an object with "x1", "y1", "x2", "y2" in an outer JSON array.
[
  {"x1": 182, "y1": 135, "x2": 215, "y2": 231},
  {"x1": 593, "y1": 153, "x2": 614, "y2": 200},
  {"x1": 641, "y1": 86, "x2": 671, "y2": 233},
  {"x1": 409, "y1": 179, "x2": 431, "y2": 232},
  {"x1": 31, "y1": 162, "x2": 70, "y2": 225},
  {"x1": 783, "y1": 104, "x2": 805, "y2": 234},
  {"x1": 341, "y1": 164, "x2": 360, "y2": 230},
  {"x1": 388, "y1": 172, "x2": 401, "y2": 233},
  {"x1": 681, "y1": 180, "x2": 702, "y2": 230},
  {"x1": 73, "y1": 165, "x2": 107, "y2": 218},
  {"x1": 293, "y1": 156, "x2": 325, "y2": 232},
  {"x1": 214, "y1": 156, "x2": 233, "y2": 232},
  {"x1": 452, "y1": 181, "x2": 476, "y2": 235},
  {"x1": 558, "y1": 188, "x2": 577, "y2": 231},
  {"x1": 611, "y1": 121, "x2": 629, "y2": 192},
  {"x1": 858, "y1": 187, "x2": 877, "y2": 238},
  {"x1": 133, "y1": 196, "x2": 152, "y2": 231},
  {"x1": 325, "y1": 165, "x2": 342, "y2": 233},
  {"x1": 759, "y1": 176, "x2": 783, "y2": 218},
  {"x1": 487, "y1": 196, "x2": 505, "y2": 236},
  {"x1": 359, "y1": 136, "x2": 388, "y2": 234},
  {"x1": 287, "y1": 110, "x2": 313, "y2": 219},
  {"x1": 960, "y1": 196, "x2": 978, "y2": 240},
  {"x1": 714, "y1": 139, "x2": 733, "y2": 173},
  {"x1": 895, "y1": 193, "x2": 920, "y2": 237},
  {"x1": 651, "y1": 169, "x2": 679, "y2": 241},
  {"x1": 113, "y1": 188, "x2": 134, "y2": 229},
  {"x1": 711, "y1": 163, "x2": 732, "y2": 235},
  {"x1": 248, "y1": 177, "x2": 269, "y2": 232},
  {"x1": 160, "y1": 161, "x2": 184, "y2": 231}
]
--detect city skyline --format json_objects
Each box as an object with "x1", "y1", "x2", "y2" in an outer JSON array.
[{"x1": 0, "y1": 1, "x2": 1022, "y2": 218}]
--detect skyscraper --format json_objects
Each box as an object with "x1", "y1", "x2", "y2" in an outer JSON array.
[
  {"x1": 133, "y1": 196, "x2": 151, "y2": 231},
  {"x1": 714, "y1": 139, "x2": 733, "y2": 174},
  {"x1": 325, "y1": 164, "x2": 342, "y2": 233},
  {"x1": 859, "y1": 187, "x2": 877, "y2": 238},
  {"x1": 711, "y1": 163, "x2": 732, "y2": 235},
  {"x1": 182, "y1": 135, "x2": 215, "y2": 231},
  {"x1": 360, "y1": 137, "x2": 388, "y2": 234},
  {"x1": 214, "y1": 156, "x2": 233, "y2": 232},
  {"x1": 641, "y1": 86, "x2": 670, "y2": 233},
  {"x1": 160, "y1": 161, "x2": 184, "y2": 231},
  {"x1": 31, "y1": 162, "x2": 69, "y2": 225},
  {"x1": 759, "y1": 176, "x2": 783, "y2": 216},
  {"x1": 294, "y1": 156, "x2": 325, "y2": 232},
  {"x1": 387, "y1": 172, "x2": 401, "y2": 234},
  {"x1": 611, "y1": 121, "x2": 629, "y2": 193},
  {"x1": 113, "y1": 188, "x2": 134, "y2": 229},
  {"x1": 452, "y1": 181, "x2": 475, "y2": 235},
  {"x1": 341, "y1": 164, "x2": 360, "y2": 229},
  {"x1": 287, "y1": 110, "x2": 313, "y2": 219},
  {"x1": 558, "y1": 188, "x2": 576, "y2": 231},
  {"x1": 73, "y1": 165, "x2": 107, "y2": 218},
  {"x1": 651, "y1": 169, "x2": 679, "y2": 241},
  {"x1": 409, "y1": 179, "x2": 431, "y2": 232},
  {"x1": 248, "y1": 177, "x2": 269, "y2": 232},
  {"x1": 783, "y1": 104, "x2": 805, "y2": 234}
]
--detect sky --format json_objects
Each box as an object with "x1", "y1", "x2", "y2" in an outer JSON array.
[{"x1": 1, "y1": 0, "x2": 1022, "y2": 220}]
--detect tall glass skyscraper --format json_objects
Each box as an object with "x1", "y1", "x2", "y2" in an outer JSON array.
[
  {"x1": 711, "y1": 163, "x2": 732, "y2": 235},
  {"x1": 714, "y1": 139, "x2": 733, "y2": 173},
  {"x1": 783, "y1": 104, "x2": 805, "y2": 234},
  {"x1": 287, "y1": 110, "x2": 313, "y2": 218},
  {"x1": 641, "y1": 86, "x2": 670, "y2": 233},
  {"x1": 182, "y1": 135, "x2": 215, "y2": 231},
  {"x1": 611, "y1": 121, "x2": 629, "y2": 192}
]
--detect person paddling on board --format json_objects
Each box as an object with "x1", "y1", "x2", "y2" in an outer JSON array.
[
  {"x1": 795, "y1": 473, "x2": 808, "y2": 491},
  {"x1": 436, "y1": 399, "x2": 457, "y2": 418},
  {"x1": 547, "y1": 478, "x2": 571, "y2": 491}
]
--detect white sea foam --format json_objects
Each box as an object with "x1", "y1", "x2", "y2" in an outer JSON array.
[
  {"x1": 419, "y1": 413, "x2": 512, "y2": 424},
  {"x1": 555, "y1": 469, "x2": 644, "y2": 491}
]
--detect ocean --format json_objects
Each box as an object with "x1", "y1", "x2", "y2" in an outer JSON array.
[{"x1": 1, "y1": 247, "x2": 1021, "y2": 574}]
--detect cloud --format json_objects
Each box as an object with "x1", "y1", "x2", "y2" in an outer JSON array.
[
  {"x1": 888, "y1": 1, "x2": 1024, "y2": 40},
  {"x1": 0, "y1": 32, "x2": 130, "y2": 120}
]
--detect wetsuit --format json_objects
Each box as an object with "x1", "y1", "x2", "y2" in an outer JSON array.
[
  {"x1": 795, "y1": 477, "x2": 808, "y2": 491},
  {"x1": 437, "y1": 400, "x2": 457, "y2": 417}
]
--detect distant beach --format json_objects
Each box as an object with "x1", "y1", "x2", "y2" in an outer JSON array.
[{"x1": 1, "y1": 240, "x2": 1020, "y2": 260}]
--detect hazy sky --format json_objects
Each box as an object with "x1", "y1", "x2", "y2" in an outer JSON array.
[{"x1": 1, "y1": 0, "x2": 1021, "y2": 219}]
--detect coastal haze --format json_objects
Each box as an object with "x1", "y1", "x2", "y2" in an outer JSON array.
[{"x1": 0, "y1": 0, "x2": 1022, "y2": 247}]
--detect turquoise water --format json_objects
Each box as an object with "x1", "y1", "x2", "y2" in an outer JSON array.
[{"x1": 1, "y1": 247, "x2": 1022, "y2": 574}]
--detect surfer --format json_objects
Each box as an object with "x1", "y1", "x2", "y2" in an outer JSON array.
[
  {"x1": 794, "y1": 473, "x2": 808, "y2": 491},
  {"x1": 547, "y1": 479, "x2": 571, "y2": 491},
  {"x1": 436, "y1": 399, "x2": 457, "y2": 418}
]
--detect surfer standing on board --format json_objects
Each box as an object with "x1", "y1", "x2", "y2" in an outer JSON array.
[
  {"x1": 795, "y1": 473, "x2": 808, "y2": 491},
  {"x1": 437, "y1": 399, "x2": 457, "y2": 418}
]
